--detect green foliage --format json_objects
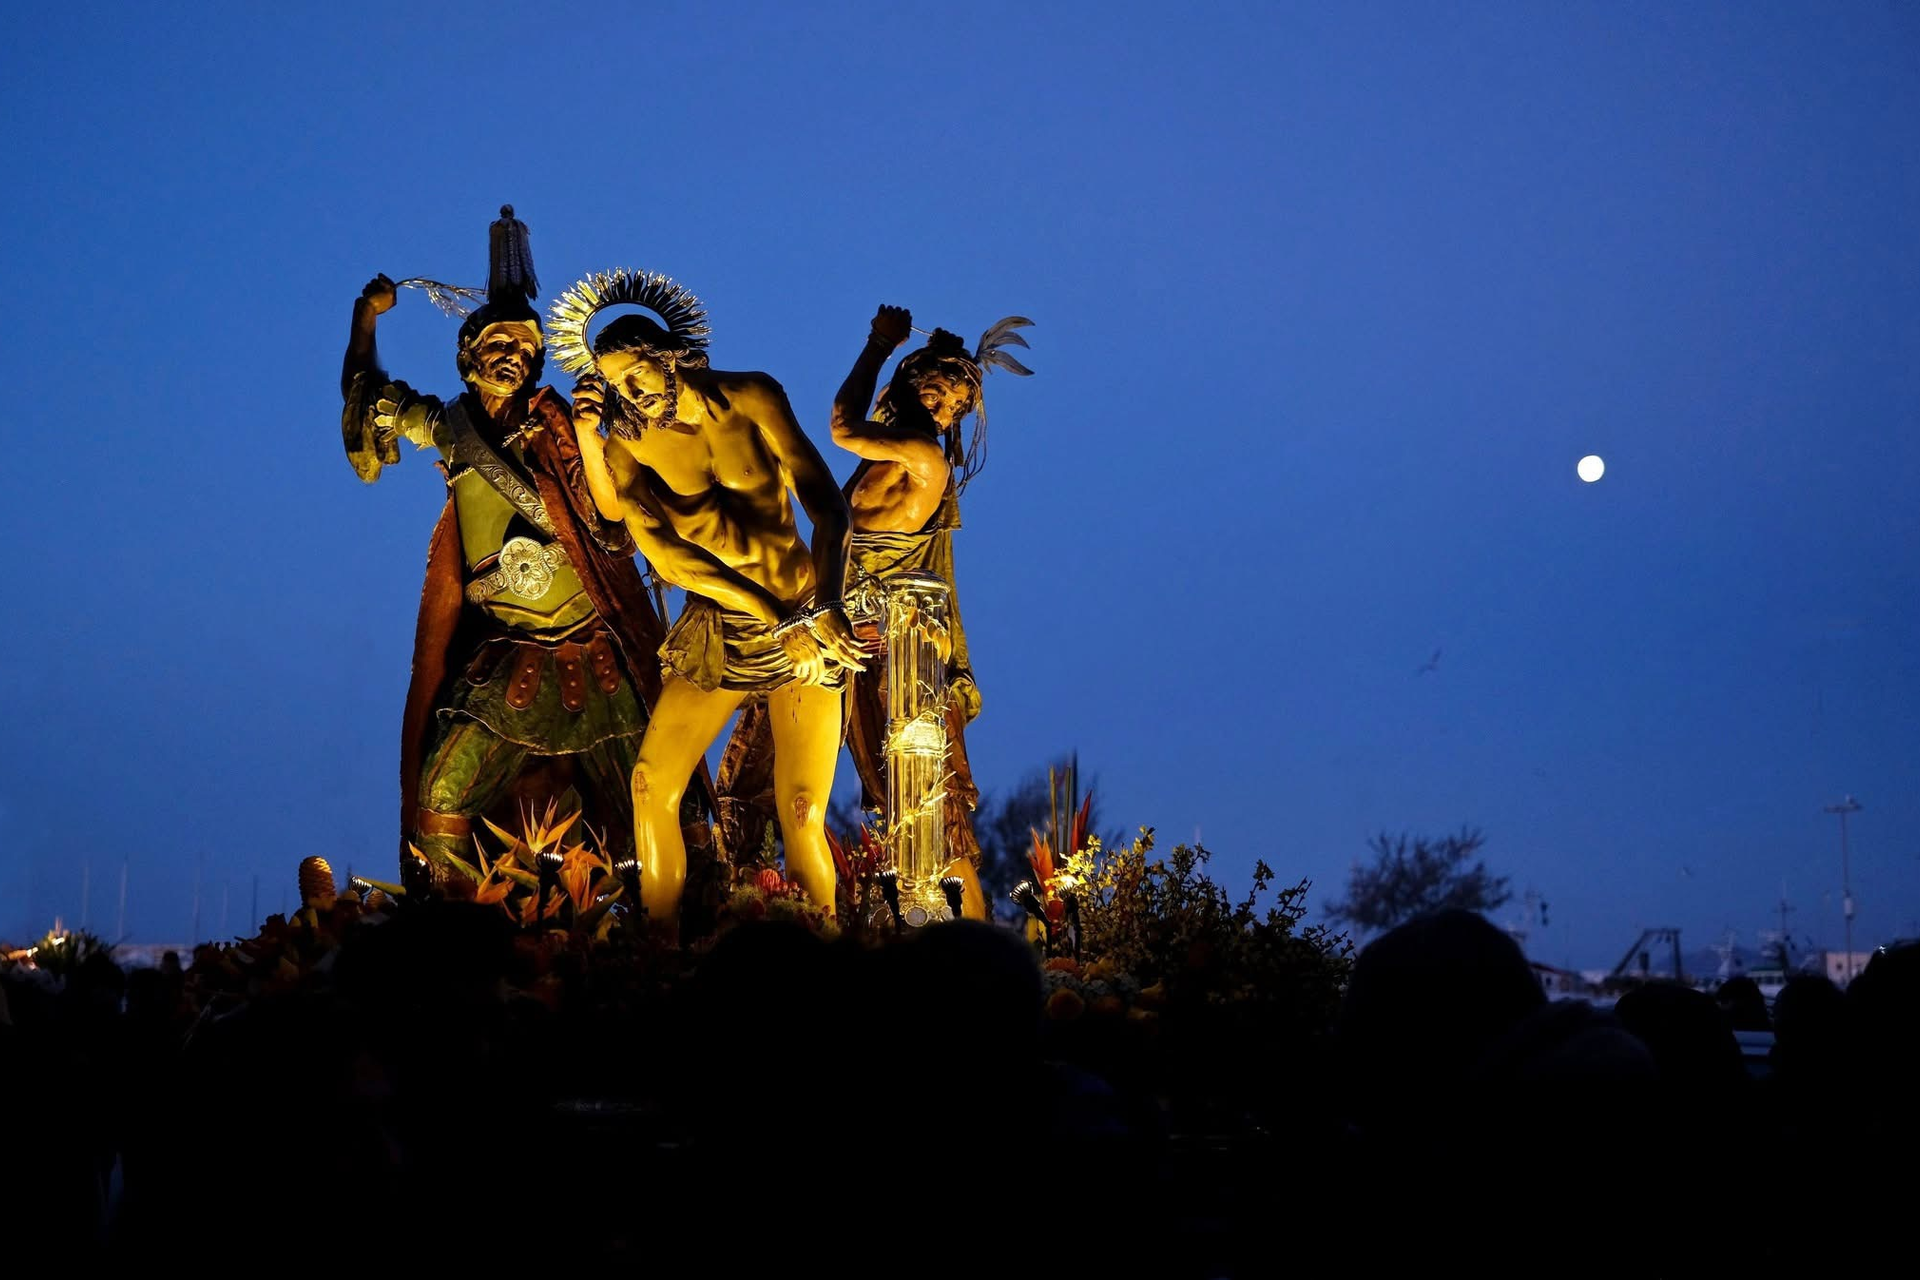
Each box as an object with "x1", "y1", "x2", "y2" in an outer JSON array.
[
  {"x1": 976, "y1": 754, "x2": 1112, "y2": 918},
  {"x1": 1032, "y1": 830, "x2": 1354, "y2": 1132},
  {"x1": 16, "y1": 927, "x2": 114, "y2": 980},
  {"x1": 1070, "y1": 829, "x2": 1352, "y2": 1031},
  {"x1": 1322, "y1": 826, "x2": 1511, "y2": 936}
]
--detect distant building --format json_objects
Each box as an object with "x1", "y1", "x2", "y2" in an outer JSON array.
[
  {"x1": 114, "y1": 943, "x2": 190, "y2": 969},
  {"x1": 1807, "y1": 950, "x2": 1876, "y2": 986},
  {"x1": 1530, "y1": 961, "x2": 1589, "y2": 998}
]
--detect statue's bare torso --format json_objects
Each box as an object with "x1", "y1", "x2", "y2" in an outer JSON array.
[
  {"x1": 846, "y1": 454, "x2": 948, "y2": 533},
  {"x1": 603, "y1": 371, "x2": 817, "y2": 610},
  {"x1": 569, "y1": 354, "x2": 861, "y2": 924}
]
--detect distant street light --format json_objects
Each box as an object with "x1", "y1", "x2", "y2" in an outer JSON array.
[{"x1": 1823, "y1": 795, "x2": 1862, "y2": 982}]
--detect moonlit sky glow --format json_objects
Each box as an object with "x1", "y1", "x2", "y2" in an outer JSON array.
[{"x1": 3, "y1": 3, "x2": 1916, "y2": 964}]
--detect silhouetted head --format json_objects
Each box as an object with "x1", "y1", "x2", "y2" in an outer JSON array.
[
  {"x1": 125, "y1": 965, "x2": 172, "y2": 1025},
  {"x1": 1714, "y1": 975, "x2": 1771, "y2": 1032},
  {"x1": 1614, "y1": 982, "x2": 1748, "y2": 1096},
  {"x1": 1339, "y1": 909, "x2": 1547, "y2": 1125},
  {"x1": 1846, "y1": 940, "x2": 1920, "y2": 1090},
  {"x1": 1770, "y1": 973, "x2": 1848, "y2": 1084},
  {"x1": 333, "y1": 898, "x2": 515, "y2": 1017},
  {"x1": 884, "y1": 920, "x2": 1044, "y2": 1068},
  {"x1": 684, "y1": 922, "x2": 843, "y2": 1108}
]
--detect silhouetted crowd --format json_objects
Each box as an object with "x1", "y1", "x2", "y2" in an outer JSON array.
[{"x1": 2, "y1": 907, "x2": 1913, "y2": 1275}]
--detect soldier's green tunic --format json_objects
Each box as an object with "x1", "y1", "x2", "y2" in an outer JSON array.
[{"x1": 346, "y1": 374, "x2": 655, "y2": 874}]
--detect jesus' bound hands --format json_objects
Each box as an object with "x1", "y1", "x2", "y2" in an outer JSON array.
[{"x1": 779, "y1": 606, "x2": 868, "y2": 685}]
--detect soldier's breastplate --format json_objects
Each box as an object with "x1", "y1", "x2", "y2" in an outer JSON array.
[{"x1": 449, "y1": 470, "x2": 594, "y2": 632}]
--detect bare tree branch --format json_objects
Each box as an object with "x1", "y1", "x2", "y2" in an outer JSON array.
[{"x1": 1322, "y1": 826, "x2": 1510, "y2": 936}]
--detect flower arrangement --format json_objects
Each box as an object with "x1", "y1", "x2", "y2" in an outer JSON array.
[
  {"x1": 1000, "y1": 763, "x2": 1093, "y2": 953},
  {"x1": 1027, "y1": 827, "x2": 1355, "y2": 1134},
  {"x1": 63, "y1": 780, "x2": 1350, "y2": 1139},
  {"x1": 824, "y1": 823, "x2": 889, "y2": 932},
  {"x1": 1, "y1": 925, "x2": 115, "y2": 983},
  {"x1": 424, "y1": 801, "x2": 631, "y2": 939},
  {"x1": 1044, "y1": 829, "x2": 1352, "y2": 1025},
  {"x1": 710, "y1": 823, "x2": 838, "y2": 941}
]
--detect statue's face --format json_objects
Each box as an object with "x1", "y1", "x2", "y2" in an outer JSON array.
[
  {"x1": 466, "y1": 321, "x2": 542, "y2": 394},
  {"x1": 597, "y1": 349, "x2": 672, "y2": 415},
  {"x1": 915, "y1": 371, "x2": 975, "y2": 430}
]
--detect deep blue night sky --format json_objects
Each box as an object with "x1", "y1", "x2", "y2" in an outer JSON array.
[{"x1": 3, "y1": 2, "x2": 1915, "y2": 965}]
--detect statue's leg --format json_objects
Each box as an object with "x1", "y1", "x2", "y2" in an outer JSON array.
[
  {"x1": 415, "y1": 716, "x2": 529, "y2": 880},
  {"x1": 942, "y1": 706, "x2": 987, "y2": 919},
  {"x1": 574, "y1": 735, "x2": 640, "y2": 861},
  {"x1": 844, "y1": 654, "x2": 890, "y2": 814},
  {"x1": 714, "y1": 700, "x2": 779, "y2": 857},
  {"x1": 631, "y1": 673, "x2": 742, "y2": 923},
  {"x1": 765, "y1": 680, "x2": 844, "y2": 915}
]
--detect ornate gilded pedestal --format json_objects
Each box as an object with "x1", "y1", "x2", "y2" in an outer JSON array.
[{"x1": 855, "y1": 571, "x2": 954, "y2": 927}]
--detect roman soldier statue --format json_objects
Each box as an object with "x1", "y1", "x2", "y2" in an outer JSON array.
[{"x1": 338, "y1": 208, "x2": 692, "y2": 889}]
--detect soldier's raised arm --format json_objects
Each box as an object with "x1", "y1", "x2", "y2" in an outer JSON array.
[
  {"x1": 342, "y1": 274, "x2": 396, "y2": 397},
  {"x1": 829, "y1": 304, "x2": 948, "y2": 484},
  {"x1": 339, "y1": 275, "x2": 443, "y2": 481}
]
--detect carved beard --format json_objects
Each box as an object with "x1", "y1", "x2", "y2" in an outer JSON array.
[
  {"x1": 472, "y1": 362, "x2": 529, "y2": 397},
  {"x1": 608, "y1": 358, "x2": 693, "y2": 438},
  {"x1": 608, "y1": 391, "x2": 649, "y2": 440}
]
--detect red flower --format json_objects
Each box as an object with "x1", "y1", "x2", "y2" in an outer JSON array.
[
  {"x1": 1046, "y1": 898, "x2": 1067, "y2": 925},
  {"x1": 825, "y1": 828, "x2": 854, "y2": 881},
  {"x1": 755, "y1": 867, "x2": 785, "y2": 895}
]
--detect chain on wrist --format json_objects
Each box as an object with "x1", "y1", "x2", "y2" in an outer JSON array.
[
  {"x1": 773, "y1": 601, "x2": 843, "y2": 643},
  {"x1": 773, "y1": 604, "x2": 828, "y2": 642}
]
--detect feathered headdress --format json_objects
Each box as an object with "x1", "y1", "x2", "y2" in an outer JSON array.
[
  {"x1": 884, "y1": 316, "x2": 1033, "y2": 492},
  {"x1": 974, "y1": 315, "x2": 1034, "y2": 378}
]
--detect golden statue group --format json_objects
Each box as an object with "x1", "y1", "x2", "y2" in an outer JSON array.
[{"x1": 340, "y1": 207, "x2": 1030, "y2": 929}]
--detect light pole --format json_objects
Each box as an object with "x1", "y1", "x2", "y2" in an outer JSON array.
[{"x1": 1823, "y1": 795, "x2": 1862, "y2": 982}]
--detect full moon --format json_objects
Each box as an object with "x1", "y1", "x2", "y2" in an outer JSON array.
[{"x1": 1577, "y1": 454, "x2": 1606, "y2": 483}]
